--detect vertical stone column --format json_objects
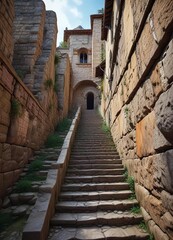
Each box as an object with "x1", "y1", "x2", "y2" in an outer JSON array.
[{"x1": 91, "y1": 15, "x2": 103, "y2": 78}]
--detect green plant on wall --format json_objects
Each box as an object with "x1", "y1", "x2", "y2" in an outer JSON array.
[
  {"x1": 99, "y1": 78, "x2": 104, "y2": 93},
  {"x1": 53, "y1": 82, "x2": 58, "y2": 92},
  {"x1": 16, "y1": 69, "x2": 26, "y2": 80},
  {"x1": 48, "y1": 103, "x2": 54, "y2": 112},
  {"x1": 44, "y1": 79, "x2": 53, "y2": 89},
  {"x1": 124, "y1": 107, "x2": 129, "y2": 118},
  {"x1": 54, "y1": 53, "x2": 60, "y2": 65},
  {"x1": 59, "y1": 41, "x2": 68, "y2": 48},
  {"x1": 11, "y1": 99, "x2": 21, "y2": 118},
  {"x1": 102, "y1": 121, "x2": 110, "y2": 133},
  {"x1": 124, "y1": 168, "x2": 136, "y2": 199},
  {"x1": 100, "y1": 43, "x2": 105, "y2": 62}
]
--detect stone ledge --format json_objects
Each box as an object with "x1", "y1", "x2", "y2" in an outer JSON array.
[{"x1": 22, "y1": 106, "x2": 81, "y2": 240}]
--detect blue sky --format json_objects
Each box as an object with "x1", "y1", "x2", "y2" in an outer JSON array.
[{"x1": 43, "y1": 0, "x2": 104, "y2": 46}]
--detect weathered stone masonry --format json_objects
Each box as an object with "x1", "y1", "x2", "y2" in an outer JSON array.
[
  {"x1": 0, "y1": 0, "x2": 59, "y2": 202},
  {"x1": 101, "y1": 0, "x2": 173, "y2": 239}
]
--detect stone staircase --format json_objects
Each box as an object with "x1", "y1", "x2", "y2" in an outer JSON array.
[{"x1": 48, "y1": 110, "x2": 149, "y2": 240}]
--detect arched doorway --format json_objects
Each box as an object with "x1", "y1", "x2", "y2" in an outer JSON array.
[{"x1": 87, "y1": 92, "x2": 94, "y2": 110}]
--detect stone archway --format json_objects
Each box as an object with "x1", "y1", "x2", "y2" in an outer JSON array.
[
  {"x1": 72, "y1": 80, "x2": 99, "y2": 109},
  {"x1": 87, "y1": 92, "x2": 94, "y2": 109}
]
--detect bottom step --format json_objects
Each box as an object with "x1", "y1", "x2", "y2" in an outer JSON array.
[{"x1": 48, "y1": 226, "x2": 149, "y2": 240}]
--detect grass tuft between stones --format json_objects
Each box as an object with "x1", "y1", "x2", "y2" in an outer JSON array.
[
  {"x1": 15, "y1": 180, "x2": 32, "y2": 193},
  {"x1": 55, "y1": 118, "x2": 72, "y2": 132},
  {"x1": 45, "y1": 134, "x2": 63, "y2": 148},
  {"x1": 131, "y1": 205, "x2": 141, "y2": 214}
]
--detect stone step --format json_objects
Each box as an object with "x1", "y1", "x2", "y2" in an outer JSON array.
[
  {"x1": 62, "y1": 182, "x2": 129, "y2": 192},
  {"x1": 59, "y1": 190, "x2": 132, "y2": 201},
  {"x1": 68, "y1": 163, "x2": 123, "y2": 169},
  {"x1": 56, "y1": 199, "x2": 138, "y2": 213},
  {"x1": 72, "y1": 149, "x2": 117, "y2": 153},
  {"x1": 71, "y1": 152, "x2": 119, "y2": 157},
  {"x1": 67, "y1": 168, "x2": 125, "y2": 176},
  {"x1": 50, "y1": 211, "x2": 143, "y2": 227},
  {"x1": 74, "y1": 141, "x2": 114, "y2": 144},
  {"x1": 69, "y1": 159, "x2": 122, "y2": 165},
  {"x1": 70, "y1": 155, "x2": 120, "y2": 160},
  {"x1": 65, "y1": 175, "x2": 125, "y2": 183},
  {"x1": 48, "y1": 225, "x2": 149, "y2": 240}
]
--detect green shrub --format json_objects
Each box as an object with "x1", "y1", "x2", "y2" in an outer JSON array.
[
  {"x1": 101, "y1": 121, "x2": 110, "y2": 133},
  {"x1": 56, "y1": 118, "x2": 71, "y2": 132},
  {"x1": 16, "y1": 69, "x2": 25, "y2": 80},
  {"x1": 0, "y1": 212, "x2": 13, "y2": 231},
  {"x1": 44, "y1": 79, "x2": 53, "y2": 89},
  {"x1": 28, "y1": 160, "x2": 44, "y2": 172},
  {"x1": 126, "y1": 176, "x2": 136, "y2": 199},
  {"x1": 11, "y1": 99, "x2": 21, "y2": 118},
  {"x1": 123, "y1": 168, "x2": 128, "y2": 181},
  {"x1": 15, "y1": 180, "x2": 32, "y2": 193},
  {"x1": 45, "y1": 134, "x2": 63, "y2": 148},
  {"x1": 131, "y1": 206, "x2": 141, "y2": 214},
  {"x1": 54, "y1": 53, "x2": 60, "y2": 65},
  {"x1": 59, "y1": 41, "x2": 68, "y2": 48},
  {"x1": 24, "y1": 173, "x2": 46, "y2": 182}
]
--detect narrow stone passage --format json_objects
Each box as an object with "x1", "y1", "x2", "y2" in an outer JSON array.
[{"x1": 48, "y1": 110, "x2": 149, "y2": 240}]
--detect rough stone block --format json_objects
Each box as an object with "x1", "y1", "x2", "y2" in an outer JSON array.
[
  {"x1": 136, "y1": 111, "x2": 156, "y2": 158},
  {"x1": 0, "y1": 173, "x2": 4, "y2": 198},
  {"x1": 136, "y1": 18, "x2": 158, "y2": 77},
  {"x1": 130, "y1": 0, "x2": 152, "y2": 37},
  {"x1": 135, "y1": 183, "x2": 150, "y2": 207},
  {"x1": 161, "y1": 212, "x2": 173, "y2": 238},
  {"x1": 2, "y1": 66, "x2": 15, "y2": 93},
  {"x1": 161, "y1": 150, "x2": 173, "y2": 193},
  {"x1": 161, "y1": 190, "x2": 173, "y2": 216},
  {"x1": 14, "y1": 82, "x2": 28, "y2": 106},
  {"x1": 150, "y1": 63, "x2": 163, "y2": 98},
  {"x1": 151, "y1": 0, "x2": 173, "y2": 44},
  {"x1": 7, "y1": 109, "x2": 29, "y2": 145},
  {"x1": 3, "y1": 171, "x2": 14, "y2": 190},
  {"x1": 0, "y1": 124, "x2": 8, "y2": 142},
  {"x1": 148, "y1": 220, "x2": 169, "y2": 240},
  {"x1": 154, "y1": 125, "x2": 172, "y2": 151},
  {"x1": 162, "y1": 39, "x2": 173, "y2": 83},
  {"x1": 155, "y1": 84, "x2": 173, "y2": 144},
  {"x1": 118, "y1": 0, "x2": 135, "y2": 76},
  {"x1": 2, "y1": 143, "x2": 11, "y2": 161}
]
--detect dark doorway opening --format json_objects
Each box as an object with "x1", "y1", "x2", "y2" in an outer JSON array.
[{"x1": 87, "y1": 92, "x2": 94, "y2": 110}]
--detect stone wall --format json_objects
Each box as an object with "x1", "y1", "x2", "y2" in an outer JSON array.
[
  {"x1": 101, "y1": 0, "x2": 173, "y2": 239},
  {"x1": 0, "y1": 0, "x2": 14, "y2": 63},
  {"x1": 56, "y1": 48, "x2": 72, "y2": 118},
  {"x1": 0, "y1": 0, "x2": 59, "y2": 203},
  {"x1": 91, "y1": 15, "x2": 103, "y2": 78},
  {"x1": 12, "y1": 0, "x2": 57, "y2": 111}
]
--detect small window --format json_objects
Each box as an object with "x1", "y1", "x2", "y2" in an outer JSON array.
[{"x1": 80, "y1": 52, "x2": 87, "y2": 63}]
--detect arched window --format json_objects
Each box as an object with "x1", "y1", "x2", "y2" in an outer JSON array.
[{"x1": 80, "y1": 52, "x2": 87, "y2": 63}]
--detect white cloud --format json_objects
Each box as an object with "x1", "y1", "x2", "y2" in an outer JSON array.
[
  {"x1": 73, "y1": 0, "x2": 83, "y2": 5},
  {"x1": 70, "y1": 7, "x2": 82, "y2": 18}
]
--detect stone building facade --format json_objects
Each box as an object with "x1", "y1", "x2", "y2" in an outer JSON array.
[
  {"x1": 98, "y1": 0, "x2": 173, "y2": 239},
  {"x1": 58, "y1": 15, "x2": 103, "y2": 110}
]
